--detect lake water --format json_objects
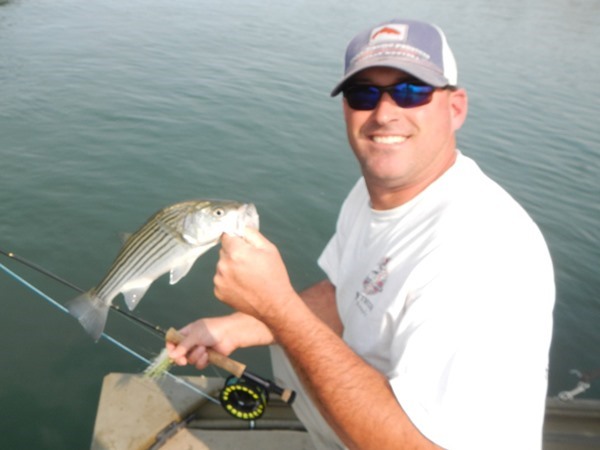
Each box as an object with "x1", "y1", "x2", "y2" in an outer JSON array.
[{"x1": 1, "y1": 0, "x2": 599, "y2": 448}]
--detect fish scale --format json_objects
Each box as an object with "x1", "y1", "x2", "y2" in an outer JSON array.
[
  {"x1": 95, "y1": 228, "x2": 178, "y2": 305},
  {"x1": 99, "y1": 219, "x2": 178, "y2": 291},
  {"x1": 105, "y1": 202, "x2": 195, "y2": 265},
  {"x1": 102, "y1": 202, "x2": 196, "y2": 280},
  {"x1": 94, "y1": 201, "x2": 216, "y2": 299}
]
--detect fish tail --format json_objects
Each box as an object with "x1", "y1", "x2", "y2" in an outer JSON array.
[{"x1": 67, "y1": 291, "x2": 109, "y2": 342}]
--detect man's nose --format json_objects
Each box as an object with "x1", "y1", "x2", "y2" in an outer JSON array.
[{"x1": 372, "y1": 92, "x2": 400, "y2": 123}]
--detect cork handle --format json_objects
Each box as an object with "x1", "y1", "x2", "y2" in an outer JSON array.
[{"x1": 165, "y1": 327, "x2": 246, "y2": 378}]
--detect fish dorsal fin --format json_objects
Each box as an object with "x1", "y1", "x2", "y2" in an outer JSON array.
[
  {"x1": 119, "y1": 232, "x2": 133, "y2": 245},
  {"x1": 122, "y1": 282, "x2": 152, "y2": 311}
]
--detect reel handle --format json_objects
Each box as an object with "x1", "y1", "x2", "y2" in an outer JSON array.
[{"x1": 166, "y1": 327, "x2": 246, "y2": 377}]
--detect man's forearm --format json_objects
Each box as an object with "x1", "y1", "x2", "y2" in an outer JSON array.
[{"x1": 267, "y1": 295, "x2": 441, "y2": 450}]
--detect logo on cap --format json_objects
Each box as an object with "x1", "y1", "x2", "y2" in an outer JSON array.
[{"x1": 369, "y1": 24, "x2": 408, "y2": 43}]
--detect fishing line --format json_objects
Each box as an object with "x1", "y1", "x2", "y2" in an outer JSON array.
[
  {"x1": 0, "y1": 254, "x2": 219, "y2": 404},
  {"x1": 0, "y1": 249, "x2": 166, "y2": 337}
]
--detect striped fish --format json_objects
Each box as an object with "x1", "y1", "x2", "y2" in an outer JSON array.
[{"x1": 67, "y1": 200, "x2": 259, "y2": 341}]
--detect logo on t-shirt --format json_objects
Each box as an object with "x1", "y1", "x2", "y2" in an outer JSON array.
[
  {"x1": 355, "y1": 257, "x2": 391, "y2": 315},
  {"x1": 362, "y1": 257, "x2": 390, "y2": 295}
]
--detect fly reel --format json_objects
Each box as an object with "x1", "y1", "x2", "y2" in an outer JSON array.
[{"x1": 219, "y1": 375, "x2": 268, "y2": 420}]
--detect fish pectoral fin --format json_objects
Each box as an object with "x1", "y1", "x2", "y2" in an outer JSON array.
[
  {"x1": 122, "y1": 282, "x2": 152, "y2": 311},
  {"x1": 169, "y1": 245, "x2": 216, "y2": 284},
  {"x1": 169, "y1": 259, "x2": 196, "y2": 285},
  {"x1": 182, "y1": 232, "x2": 199, "y2": 245}
]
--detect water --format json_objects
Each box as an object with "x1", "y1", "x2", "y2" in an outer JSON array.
[{"x1": 1, "y1": 0, "x2": 598, "y2": 448}]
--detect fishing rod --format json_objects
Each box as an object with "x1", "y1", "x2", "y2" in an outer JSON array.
[
  {"x1": 0, "y1": 248, "x2": 295, "y2": 419},
  {"x1": 0, "y1": 249, "x2": 166, "y2": 336},
  {"x1": 0, "y1": 255, "x2": 218, "y2": 404}
]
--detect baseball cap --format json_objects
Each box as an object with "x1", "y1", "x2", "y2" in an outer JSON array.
[{"x1": 331, "y1": 19, "x2": 458, "y2": 96}]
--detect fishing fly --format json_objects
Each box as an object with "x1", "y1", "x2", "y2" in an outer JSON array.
[{"x1": 0, "y1": 247, "x2": 295, "y2": 422}]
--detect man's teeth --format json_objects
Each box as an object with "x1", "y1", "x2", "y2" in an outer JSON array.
[{"x1": 372, "y1": 136, "x2": 407, "y2": 144}]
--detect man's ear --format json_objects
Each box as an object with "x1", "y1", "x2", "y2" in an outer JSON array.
[{"x1": 450, "y1": 88, "x2": 468, "y2": 132}]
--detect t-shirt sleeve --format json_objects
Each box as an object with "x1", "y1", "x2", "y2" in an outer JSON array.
[{"x1": 318, "y1": 178, "x2": 367, "y2": 286}]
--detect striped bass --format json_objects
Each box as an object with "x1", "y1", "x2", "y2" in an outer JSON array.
[{"x1": 68, "y1": 200, "x2": 259, "y2": 341}]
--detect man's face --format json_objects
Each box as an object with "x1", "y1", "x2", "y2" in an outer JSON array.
[{"x1": 342, "y1": 67, "x2": 467, "y2": 208}]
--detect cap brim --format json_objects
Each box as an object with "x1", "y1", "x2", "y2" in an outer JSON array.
[{"x1": 330, "y1": 60, "x2": 450, "y2": 97}]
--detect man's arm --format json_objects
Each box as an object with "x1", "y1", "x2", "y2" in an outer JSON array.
[
  {"x1": 214, "y1": 229, "x2": 443, "y2": 450},
  {"x1": 270, "y1": 297, "x2": 440, "y2": 450},
  {"x1": 167, "y1": 281, "x2": 338, "y2": 368}
]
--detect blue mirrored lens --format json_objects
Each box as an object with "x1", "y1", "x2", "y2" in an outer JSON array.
[
  {"x1": 343, "y1": 83, "x2": 435, "y2": 110},
  {"x1": 390, "y1": 84, "x2": 435, "y2": 108},
  {"x1": 343, "y1": 86, "x2": 382, "y2": 110}
]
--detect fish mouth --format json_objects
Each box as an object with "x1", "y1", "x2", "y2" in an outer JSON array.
[
  {"x1": 241, "y1": 203, "x2": 260, "y2": 230},
  {"x1": 217, "y1": 202, "x2": 259, "y2": 238}
]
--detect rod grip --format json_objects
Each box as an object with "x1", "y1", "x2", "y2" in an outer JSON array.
[
  {"x1": 280, "y1": 388, "x2": 296, "y2": 404},
  {"x1": 165, "y1": 327, "x2": 246, "y2": 378}
]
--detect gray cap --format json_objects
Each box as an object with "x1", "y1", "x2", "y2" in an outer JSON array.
[{"x1": 331, "y1": 19, "x2": 458, "y2": 96}]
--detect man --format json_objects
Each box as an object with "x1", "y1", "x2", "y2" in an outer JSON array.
[{"x1": 168, "y1": 19, "x2": 555, "y2": 449}]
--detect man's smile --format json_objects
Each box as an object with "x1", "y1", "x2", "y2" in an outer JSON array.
[{"x1": 371, "y1": 135, "x2": 408, "y2": 145}]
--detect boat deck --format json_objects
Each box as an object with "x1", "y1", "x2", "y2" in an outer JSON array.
[
  {"x1": 92, "y1": 373, "x2": 600, "y2": 450},
  {"x1": 92, "y1": 373, "x2": 314, "y2": 450}
]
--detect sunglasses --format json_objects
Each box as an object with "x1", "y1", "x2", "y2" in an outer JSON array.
[{"x1": 343, "y1": 82, "x2": 437, "y2": 111}]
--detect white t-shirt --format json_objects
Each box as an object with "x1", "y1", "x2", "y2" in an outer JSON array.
[{"x1": 318, "y1": 153, "x2": 555, "y2": 449}]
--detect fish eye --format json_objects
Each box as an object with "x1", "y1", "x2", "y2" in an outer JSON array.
[{"x1": 213, "y1": 208, "x2": 225, "y2": 217}]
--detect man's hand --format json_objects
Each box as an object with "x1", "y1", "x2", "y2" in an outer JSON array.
[
  {"x1": 214, "y1": 228, "x2": 298, "y2": 322},
  {"x1": 166, "y1": 313, "x2": 274, "y2": 369}
]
